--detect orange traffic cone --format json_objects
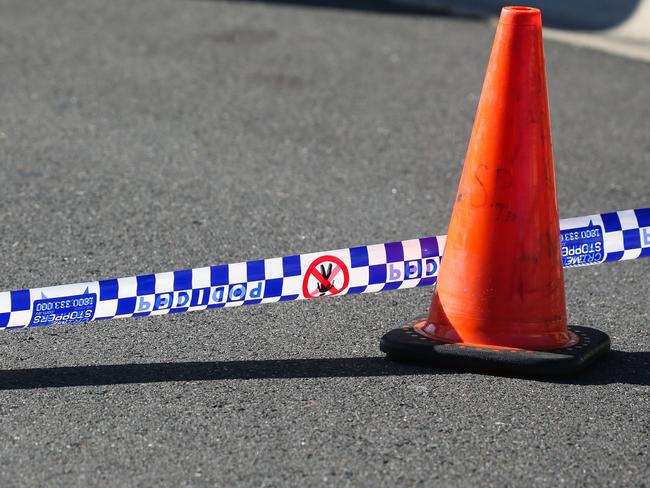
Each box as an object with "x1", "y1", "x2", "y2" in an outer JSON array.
[{"x1": 380, "y1": 6, "x2": 610, "y2": 377}]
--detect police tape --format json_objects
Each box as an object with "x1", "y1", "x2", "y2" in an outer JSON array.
[{"x1": 0, "y1": 207, "x2": 648, "y2": 330}]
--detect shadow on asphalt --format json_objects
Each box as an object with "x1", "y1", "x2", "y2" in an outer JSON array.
[
  {"x1": 214, "y1": 0, "x2": 477, "y2": 17},
  {"x1": 407, "y1": 0, "x2": 644, "y2": 30},
  {"x1": 217, "y1": 0, "x2": 643, "y2": 31},
  {"x1": 0, "y1": 357, "x2": 441, "y2": 390},
  {"x1": 0, "y1": 350, "x2": 646, "y2": 389},
  {"x1": 558, "y1": 350, "x2": 650, "y2": 387}
]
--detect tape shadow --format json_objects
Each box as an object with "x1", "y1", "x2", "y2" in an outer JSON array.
[
  {"x1": 0, "y1": 357, "x2": 446, "y2": 390},
  {"x1": 0, "y1": 350, "x2": 646, "y2": 389}
]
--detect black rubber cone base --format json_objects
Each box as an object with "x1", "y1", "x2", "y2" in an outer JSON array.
[{"x1": 380, "y1": 318, "x2": 610, "y2": 378}]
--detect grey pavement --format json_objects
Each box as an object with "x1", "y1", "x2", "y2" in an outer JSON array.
[{"x1": 0, "y1": 1, "x2": 648, "y2": 486}]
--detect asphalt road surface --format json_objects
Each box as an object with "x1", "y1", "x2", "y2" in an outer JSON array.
[{"x1": 0, "y1": 1, "x2": 648, "y2": 486}]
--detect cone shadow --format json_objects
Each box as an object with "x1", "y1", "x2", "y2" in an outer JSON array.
[
  {"x1": 558, "y1": 350, "x2": 650, "y2": 386},
  {"x1": 0, "y1": 350, "x2": 646, "y2": 390}
]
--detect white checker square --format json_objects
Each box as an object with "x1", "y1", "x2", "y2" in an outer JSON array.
[
  {"x1": 94, "y1": 299, "x2": 118, "y2": 319},
  {"x1": 349, "y1": 267, "x2": 369, "y2": 288},
  {"x1": 191, "y1": 267, "x2": 211, "y2": 289},
  {"x1": 402, "y1": 239, "x2": 423, "y2": 261},
  {"x1": 264, "y1": 257, "x2": 284, "y2": 279},
  {"x1": 117, "y1": 277, "x2": 138, "y2": 298},
  {"x1": 228, "y1": 262, "x2": 247, "y2": 284},
  {"x1": 364, "y1": 283, "x2": 385, "y2": 294},
  {"x1": 188, "y1": 304, "x2": 209, "y2": 312},
  {"x1": 621, "y1": 248, "x2": 642, "y2": 261},
  {"x1": 437, "y1": 236, "x2": 447, "y2": 254},
  {"x1": 618, "y1": 210, "x2": 639, "y2": 230},
  {"x1": 261, "y1": 296, "x2": 282, "y2": 304},
  {"x1": 114, "y1": 309, "x2": 135, "y2": 318},
  {"x1": 150, "y1": 308, "x2": 172, "y2": 317},
  {"x1": 366, "y1": 244, "x2": 387, "y2": 265},
  {"x1": 603, "y1": 231, "x2": 624, "y2": 253},
  {"x1": 0, "y1": 292, "x2": 10, "y2": 313},
  {"x1": 281, "y1": 276, "x2": 302, "y2": 297},
  {"x1": 7, "y1": 310, "x2": 31, "y2": 328},
  {"x1": 399, "y1": 279, "x2": 420, "y2": 290},
  {"x1": 154, "y1": 272, "x2": 174, "y2": 293}
]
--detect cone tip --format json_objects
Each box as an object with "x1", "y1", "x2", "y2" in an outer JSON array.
[{"x1": 499, "y1": 6, "x2": 541, "y2": 26}]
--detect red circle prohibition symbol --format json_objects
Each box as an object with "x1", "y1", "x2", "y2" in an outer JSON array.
[{"x1": 302, "y1": 255, "x2": 350, "y2": 299}]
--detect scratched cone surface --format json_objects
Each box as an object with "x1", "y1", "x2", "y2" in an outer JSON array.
[{"x1": 424, "y1": 6, "x2": 571, "y2": 349}]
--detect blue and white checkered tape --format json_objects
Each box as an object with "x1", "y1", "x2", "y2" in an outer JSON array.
[{"x1": 0, "y1": 207, "x2": 648, "y2": 329}]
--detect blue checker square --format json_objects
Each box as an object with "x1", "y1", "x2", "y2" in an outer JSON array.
[
  {"x1": 347, "y1": 286, "x2": 367, "y2": 295},
  {"x1": 349, "y1": 246, "x2": 369, "y2": 268},
  {"x1": 282, "y1": 255, "x2": 301, "y2": 277},
  {"x1": 136, "y1": 274, "x2": 156, "y2": 296},
  {"x1": 211, "y1": 264, "x2": 229, "y2": 286},
  {"x1": 382, "y1": 281, "x2": 402, "y2": 291},
  {"x1": 10, "y1": 290, "x2": 30, "y2": 311},
  {"x1": 0, "y1": 313, "x2": 9, "y2": 328},
  {"x1": 279, "y1": 294, "x2": 299, "y2": 302},
  {"x1": 419, "y1": 276, "x2": 437, "y2": 287},
  {"x1": 99, "y1": 279, "x2": 119, "y2": 300},
  {"x1": 640, "y1": 247, "x2": 650, "y2": 258},
  {"x1": 132, "y1": 311, "x2": 152, "y2": 318},
  {"x1": 263, "y1": 278, "x2": 283, "y2": 298},
  {"x1": 623, "y1": 228, "x2": 641, "y2": 250},
  {"x1": 173, "y1": 270, "x2": 193, "y2": 291},
  {"x1": 247, "y1": 260, "x2": 265, "y2": 282},
  {"x1": 601, "y1": 212, "x2": 622, "y2": 232},
  {"x1": 169, "y1": 307, "x2": 190, "y2": 314},
  {"x1": 419, "y1": 237, "x2": 439, "y2": 258},
  {"x1": 384, "y1": 242, "x2": 404, "y2": 263},
  {"x1": 635, "y1": 208, "x2": 650, "y2": 228},
  {"x1": 368, "y1": 264, "x2": 387, "y2": 285},
  {"x1": 116, "y1": 297, "x2": 137, "y2": 315},
  {"x1": 605, "y1": 251, "x2": 624, "y2": 262}
]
